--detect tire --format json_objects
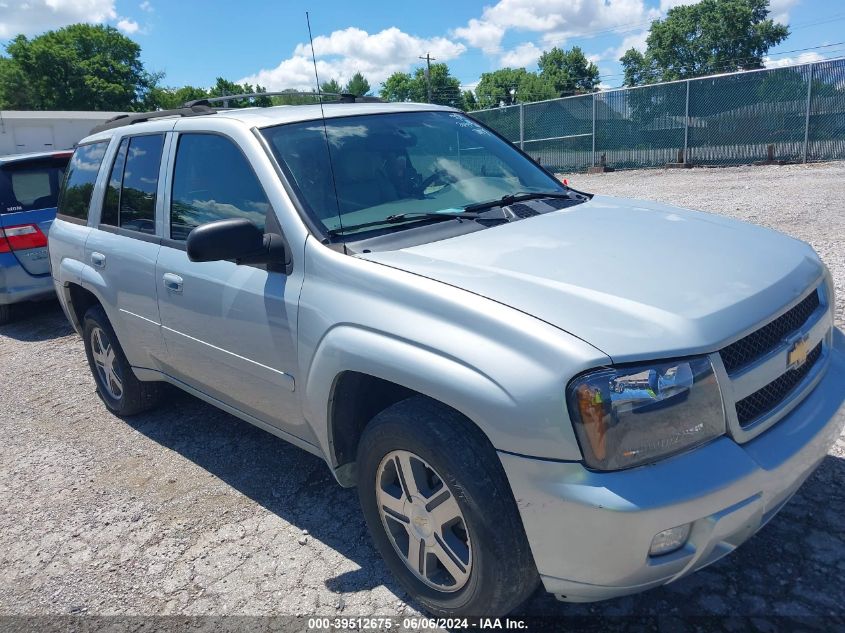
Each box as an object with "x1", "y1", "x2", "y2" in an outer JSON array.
[
  {"x1": 0, "y1": 303, "x2": 11, "y2": 325},
  {"x1": 82, "y1": 304, "x2": 161, "y2": 416},
  {"x1": 357, "y1": 396, "x2": 539, "y2": 617}
]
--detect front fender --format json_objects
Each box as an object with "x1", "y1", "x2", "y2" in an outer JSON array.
[
  {"x1": 305, "y1": 324, "x2": 518, "y2": 463},
  {"x1": 298, "y1": 239, "x2": 611, "y2": 463}
]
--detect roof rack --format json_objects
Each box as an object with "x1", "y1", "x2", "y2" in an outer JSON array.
[
  {"x1": 184, "y1": 91, "x2": 383, "y2": 107},
  {"x1": 88, "y1": 91, "x2": 385, "y2": 135},
  {"x1": 90, "y1": 104, "x2": 217, "y2": 134}
]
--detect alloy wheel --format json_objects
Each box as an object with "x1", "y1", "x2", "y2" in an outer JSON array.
[
  {"x1": 375, "y1": 449, "x2": 472, "y2": 592},
  {"x1": 90, "y1": 326, "x2": 123, "y2": 400}
]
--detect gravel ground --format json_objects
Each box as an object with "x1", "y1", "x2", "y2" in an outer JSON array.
[{"x1": 1, "y1": 163, "x2": 844, "y2": 627}]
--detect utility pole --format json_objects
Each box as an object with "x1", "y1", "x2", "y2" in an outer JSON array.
[{"x1": 419, "y1": 52, "x2": 435, "y2": 103}]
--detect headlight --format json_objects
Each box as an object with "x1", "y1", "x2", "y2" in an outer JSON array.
[{"x1": 566, "y1": 356, "x2": 725, "y2": 470}]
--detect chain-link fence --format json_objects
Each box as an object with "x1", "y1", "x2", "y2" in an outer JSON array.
[{"x1": 470, "y1": 57, "x2": 845, "y2": 172}]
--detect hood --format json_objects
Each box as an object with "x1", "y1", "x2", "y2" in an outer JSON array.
[{"x1": 358, "y1": 195, "x2": 824, "y2": 362}]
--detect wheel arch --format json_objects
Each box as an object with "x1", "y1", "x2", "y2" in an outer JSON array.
[
  {"x1": 306, "y1": 325, "x2": 517, "y2": 487},
  {"x1": 63, "y1": 282, "x2": 102, "y2": 333}
]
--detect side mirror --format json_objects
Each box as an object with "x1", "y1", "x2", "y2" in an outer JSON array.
[{"x1": 186, "y1": 218, "x2": 288, "y2": 269}]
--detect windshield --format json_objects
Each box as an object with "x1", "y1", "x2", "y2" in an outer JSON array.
[{"x1": 261, "y1": 111, "x2": 566, "y2": 236}]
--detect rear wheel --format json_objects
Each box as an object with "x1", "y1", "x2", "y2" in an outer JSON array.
[
  {"x1": 357, "y1": 396, "x2": 538, "y2": 616},
  {"x1": 82, "y1": 305, "x2": 161, "y2": 416}
]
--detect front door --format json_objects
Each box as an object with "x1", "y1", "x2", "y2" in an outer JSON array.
[{"x1": 154, "y1": 132, "x2": 308, "y2": 441}]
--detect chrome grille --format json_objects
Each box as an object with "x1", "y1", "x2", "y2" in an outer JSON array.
[
  {"x1": 720, "y1": 290, "x2": 820, "y2": 374},
  {"x1": 735, "y1": 341, "x2": 823, "y2": 426}
]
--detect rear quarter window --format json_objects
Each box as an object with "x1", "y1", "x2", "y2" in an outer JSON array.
[
  {"x1": 58, "y1": 141, "x2": 109, "y2": 221},
  {"x1": 0, "y1": 156, "x2": 69, "y2": 214}
]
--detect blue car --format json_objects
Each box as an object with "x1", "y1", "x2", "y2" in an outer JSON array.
[{"x1": 0, "y1": 150, "x2": 72, "y2": 324}]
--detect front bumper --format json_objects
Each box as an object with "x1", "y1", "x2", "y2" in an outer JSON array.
[{"x1": 500, "y1": 328, "x2": 845, "y2": 603}]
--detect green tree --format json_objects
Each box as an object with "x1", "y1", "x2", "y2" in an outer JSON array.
[
  {"x1": 320, "y1": 79, "x2": 343, "y2": 95},
  {"x1": 461, "y1": 90, "x2": 478, "y2": 111},
  {"x1": 538, "y1": 46, "x2": 600, "y2": 96},
  {"x1": 144, "y1": 85, "x2": 209, "y2": 110},
  {"x1": 476, "y1": 68, "x2": 527, "y2": 108},
  {"x1": 208, "y1": 77, "x2": 272, "y2": 107},
  {"x1": 344, "y1": 72, "x2": 371, "y2": 96},
  {"x1": 0, "y1": 23, "x2": 159, "y2": 110},
  {"x1": 380, "y1": 63, "x2": 463, "y2": 108},
  {"x1": 272, "y1": 89, "x2": 320, "y2": 105},
  {"x1": 381, "y1": 72, "x2": 417, "y2": 102},
  {"x1": 423, "y1": 63, "x2": 463, "y2": 108},
  {"x1": 475, "y1": 68, "x2": 557, "y2": 108},
  {"x1": 619, "y1": 49, "x2": 659, "y2": 87},
  {"x1": 621, "y1": 0, "x2": 789, "y2": 86}
]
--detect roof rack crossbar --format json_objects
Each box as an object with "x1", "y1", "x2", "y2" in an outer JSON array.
[
  {"x1": 89, "y1": 104, "x2": 217, "y2": 134},
  {"x1": 184, "y1": 91, "x2": 383, "y2": 107}
]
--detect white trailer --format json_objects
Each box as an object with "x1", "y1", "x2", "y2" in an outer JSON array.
[{"x1": 0, "y1": 111, "x2": 125, "y2": 157}]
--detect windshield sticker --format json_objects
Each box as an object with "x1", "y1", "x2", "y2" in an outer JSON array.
[{"x1": 449, "y1": 113, "x2": 490, "y2": 136}]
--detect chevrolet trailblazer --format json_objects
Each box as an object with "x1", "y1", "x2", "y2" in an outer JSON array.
[{"x1": 48, "y1": 98, "x2": 845, "y2": 616}]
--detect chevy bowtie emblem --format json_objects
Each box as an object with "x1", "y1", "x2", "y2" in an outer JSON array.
[{"x1": 787, "y1": 336, "x2": 810, "y2": 369}]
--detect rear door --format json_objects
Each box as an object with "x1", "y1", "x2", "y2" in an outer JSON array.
[
  {"x1": 84, "y1": 132, "x2": 168, "y2": 370},
  {"x1": 0, "y1": 154, "x2": 70, "y2": 275}
]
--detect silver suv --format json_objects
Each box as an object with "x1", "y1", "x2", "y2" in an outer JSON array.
[{"x1": 49, "y1": 99, "x2": 845, "y2": 616}]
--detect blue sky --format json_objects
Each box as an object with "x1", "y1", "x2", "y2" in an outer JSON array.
[{"x1": 2, "y1": 0, "x2": 844, "y2": 94}]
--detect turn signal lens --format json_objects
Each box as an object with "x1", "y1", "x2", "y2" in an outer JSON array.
[{"x1": 575, "y1": 383, "x2": 607, "y2": 461}]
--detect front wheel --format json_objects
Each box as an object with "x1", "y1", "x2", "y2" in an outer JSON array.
[{"x1": 357, "y1": 396, "x2": 538, "y2": 616}]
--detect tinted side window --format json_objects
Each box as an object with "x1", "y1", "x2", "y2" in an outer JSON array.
[
  {"x1": 101, "y1": 138, "x2": 129, "y2": 226},
  {"x1": 119, "y1": 134, "x2": 164, "y2": 235},
  {"x1": 170, "y1": 134, "x2": 270, "y2": 241},
  {"x1": 58, "y1": 142, "x2": 109, "y2": 220}
]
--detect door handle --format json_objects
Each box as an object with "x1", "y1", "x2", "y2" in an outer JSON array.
[
  {"x1": 91, "y1": 252, "x2": 106, "y2": 268},
  {"x1": 163, "y1": 272, "x2": 183, "y2": 293}
]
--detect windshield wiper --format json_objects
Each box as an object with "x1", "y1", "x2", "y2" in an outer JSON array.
[
  {"x1": 327, "y1": 210, "x2": 485, "y2": 236},
  {"x1": 463, "y1": 191, "x2": 572, "y2": 214}
]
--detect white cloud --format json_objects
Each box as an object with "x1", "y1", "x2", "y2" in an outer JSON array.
[
  {"x1": 613, "y1": 30, "x2": 648, "y2": 59},
  {"x1": 0, "y1": 0, "x2": 116, "y2": 38},
  {"x1": 139, "y1": 0, "x2": 153, "y2": 11},
  {"x1": 499, "y1": 42, "x2": 543, "y2": 68},
  {"x1": 454, "y1": 0, "x2": 655, "y2": 54},
  {"x1": 764, "y1": 51, "x2": 824, "y2": 68},
  {"x1": 659, "y1": 0, "x2": 697, "y2": 11},
  {"x1": 768, "y1": 0, "x2": 799, "y2": 24},
  {"x1": 452, "y1": 19, "x2": 506, "y2": 53},
  {"x1": 116, "y1": 18, "x2": 139, "y2": 34},
  {"x1": 241, "y1": 26, "x2": 466, "y2": 91}
]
